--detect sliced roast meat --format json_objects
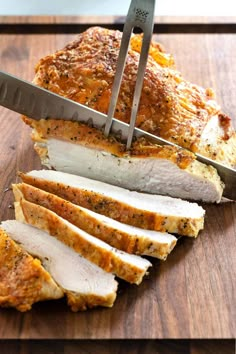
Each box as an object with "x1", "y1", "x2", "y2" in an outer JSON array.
[
  {"x1": 19, "y1": 170, "x2": 205, "y2": 237},
  {"x1": 2, "y1": 220, "x2": 118, "y2": 311},
  {"x1": 13, "y1": 183, "x2": 177, "y2": 260},
  {"x1": 25, "y1": 118, "x2": 224, "y2": 203},
  {"x1": 14, "y1": 199, "x2": 152, "y2": 285}
]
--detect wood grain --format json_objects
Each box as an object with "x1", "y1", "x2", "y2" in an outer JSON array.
[
  {"x1": 1, "y1": 16, "x2": 236, "y2": 34},
  {"x1": 0, "y1": 339, "x2": 235, "y2": 354},
  {"x1": 0, "y1": 20, "x2": 235, "y2": 342}
]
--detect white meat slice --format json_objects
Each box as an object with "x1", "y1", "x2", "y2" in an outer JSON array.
[
  {"x1": 13, "y1": 183, "x2": 177, "y2": 260},
  {"x1": 35, "y1": 138, "x2": 224, "y2": 203},
  {"x1": 14, "y1": 199, "x2": 152, "y2": 285},
  {"x1": 1, "y1": 220, "x2": 118, "y2": 311},
  {"x1": 20, "y1": 169, "x2": 205, "y2": 237}
]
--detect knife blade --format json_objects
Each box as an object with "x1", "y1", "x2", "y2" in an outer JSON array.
[{"x1": 0, "y1": 70, "x2": 235, "y2": 200}]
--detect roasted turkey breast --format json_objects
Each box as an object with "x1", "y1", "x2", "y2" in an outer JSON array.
[
  {"x1": 2, "y1": 221, "x2": 118, "y2": 311},
  {"x1": 24, "y1": 117, "x2": 224, "y2": 203},
  {"x1": 14, "y1": 198, "x2": 152, "y2": 285},
  {"x1": 30, "y1": 26, "x2": 236, "y2": 167},
  {"x1": 13, "y1": 183, "x2": 177, "y2": 260},
  {"x1": 19, "y1": 170, "x2": 205, "y2": 237}
]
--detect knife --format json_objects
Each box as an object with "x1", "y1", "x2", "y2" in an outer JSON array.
[{"x1": 0, "y1": 70, "x2": 235, "y2": 200}]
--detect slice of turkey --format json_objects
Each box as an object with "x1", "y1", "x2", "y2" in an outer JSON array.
[
  {"x1": 1, "y1": 220, "x2": 118, "y2": 311},
  {"x1": 13, "y1": 183, "x2": 177, "y2": 260},
  {"x1": 0, "y1": 227, "x2": 63, "y2": 312},
  {"x1": 40, "y1": 138, "x2": 224, "y2": 203},
  {"x1": 19, "y1": 170, "x2": 205, "y2": 237},
  {"x1": 14, "y1": 199, "x2": 151, "y2": 285},
  {"x1": 25, "y1": 118, "x2": 224, "y2": 203}
]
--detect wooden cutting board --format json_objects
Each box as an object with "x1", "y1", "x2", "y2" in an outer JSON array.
[{"x1": 0, "y1": 16, "x2": 235, "y2": 352}]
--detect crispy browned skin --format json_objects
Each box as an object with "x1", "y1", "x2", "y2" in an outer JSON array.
[
  {"x1": 67, "y1": 292, "x2": 116, "y2": 312},
  {"x1": 31, "y1": 26, "x2": 235, "y2": 156},
  {"x1": 23, "y1": 117, "x2": 195, "y2": 170},
  {"x1": 0, "y1": 228, "x2": 63, "y2": 311}
]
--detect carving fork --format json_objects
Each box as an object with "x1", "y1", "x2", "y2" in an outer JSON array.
[{"x1": 104, "y1": 0, "x2": 156, "y2": 149}]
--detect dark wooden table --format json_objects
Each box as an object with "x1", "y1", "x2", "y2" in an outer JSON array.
[{"x1": 0, "y1": 16, "x2": 235, "y2": 354}]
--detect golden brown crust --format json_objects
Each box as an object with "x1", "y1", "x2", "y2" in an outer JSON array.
[
  {"x1": 0, "y1": 228, "x2": 62, "y2": 312},
  {"x1": 31, "y1": 26, "x2": 235, "y2": 159},
  {"x1": 15, "y1": 199, "x2": 150, "y2": 284},
  {"x1": 19, "y1": 172, "x2": 204, "y2": 237},
  {"x1": 13, "y1": 183, "x2": 177, "y2": 260},
  {"x1": 66, "y1": 291, "x2": 116, "y2": 312},
  {"x1": 23, "y1": 117, "x2": 195, "y2": 169},
  {"x1": 130, "y1": 34, "x2": 175, "y2": 68}
]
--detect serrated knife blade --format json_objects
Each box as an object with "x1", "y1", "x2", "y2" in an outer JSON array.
[{"x1": 0, "y1": 70, "x2": 235, "y2": 200}]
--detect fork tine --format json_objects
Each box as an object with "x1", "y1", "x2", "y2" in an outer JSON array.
[
  {"x1": 126, "y1": 29, "x2": 154, "y2": 149},
  {"x1": 103, "y1": 4, "x2": 134, "y2": 137},
  {"x1": 104, "y1": 23, "x2": 132, "y2": 136},
  {"x1": 104, "y1": 0, "x2": 156, "y2": 148}
]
